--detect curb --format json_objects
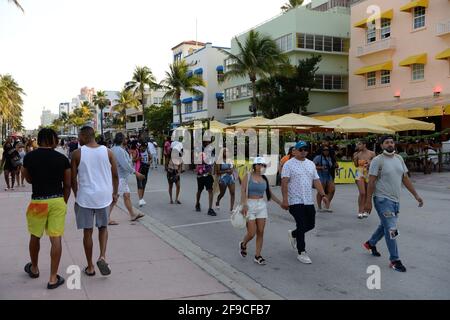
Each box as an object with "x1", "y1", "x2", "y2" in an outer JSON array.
[{"x1": 117, "y1": 202, "x2": 284, "y2": 300}]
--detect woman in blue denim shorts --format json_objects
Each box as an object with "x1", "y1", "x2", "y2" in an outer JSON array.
[{"x1": 215, "y1": 148, "x2": 236, "y2": 213}]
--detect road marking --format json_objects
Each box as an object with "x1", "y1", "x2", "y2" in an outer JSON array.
[{"x1": 171, "y1": 219, "x2": 231, "y2": 229}]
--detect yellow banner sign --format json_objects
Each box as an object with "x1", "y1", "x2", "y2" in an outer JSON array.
[{"x1": 335, "y1": 161, "x2": 357, "y2": 184}]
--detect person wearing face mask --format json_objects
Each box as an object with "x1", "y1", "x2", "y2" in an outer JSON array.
[{"x1": 363, "y1": 136, "x2": 424, "y2": 273}]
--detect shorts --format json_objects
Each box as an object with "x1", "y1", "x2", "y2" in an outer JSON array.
[
  {"x1": 118, "y1": 177, "x2": 130, "y2": 195},
  {"x1": 167, "y1": 169, "x2": 179, "y2": 184},
  {"x1": 197, "y1": 175, "x2": 214, "y2": 191},
  {"x1": 26, "y1": 197, "x2": 67, "y2": 238},
  {"x1": 219, "y1": 174, "x2": 235, "y2": 186},
  {"x1": 318, "y1": 172, "x2": 333, "y2": 184},
  {"x1": 247, "y1": 199, "x2": 268, "y2": 221},
  {"x1": 355, "y1": 168, "x2": 369, "y2": 182},
  {"x1": 74, "y1": 203, "x2": 109, "y2": 230},
  {"x1": 137, "y1": 164, "x2": 150, "y2": 190}
]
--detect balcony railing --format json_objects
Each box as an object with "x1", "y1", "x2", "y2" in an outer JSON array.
[
  {"x1": 436, "y1": 20, "x2": 450, "y2": 37},
  {"x1": 356, "y1": 37, "x2": 396, "y2": 57}
]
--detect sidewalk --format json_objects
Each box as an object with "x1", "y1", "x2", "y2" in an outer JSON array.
[
  {"x1": 0, "y1": 178, "x2": 239, "y2": 300},
  {"x1": 410, "y1": 171, "x2": 450, "y2": 192}
]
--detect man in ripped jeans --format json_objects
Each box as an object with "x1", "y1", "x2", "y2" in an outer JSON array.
[{"x1": 364, "y1": 135, "x2": 424, "y2": 273}]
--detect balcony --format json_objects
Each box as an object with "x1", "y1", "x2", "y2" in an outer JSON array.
[
  {"x1": 356, "y1": 37, "x2": 396, "y2": 57},
  {"x1": 436, "y1": 20, "x2": 450, "y2": 37}
]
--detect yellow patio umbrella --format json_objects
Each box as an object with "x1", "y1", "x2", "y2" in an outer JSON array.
[
  {"x1": 227, "y1": 116, "x2": 268, "y2": 129},
  {"x1": 257, "y1": 113, "x2": 328, "y2": 128},
  {"x1": 322, "y1": 117, "x2": 394, "y2": 134},
  {"x1": 361, "y1": 113, "x2": 435, "y2": 132},
  {"x1": 208, "y1": 120, "x2": 229, "y2": 133}
]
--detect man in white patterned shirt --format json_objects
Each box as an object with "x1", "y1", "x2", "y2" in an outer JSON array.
[{"x1": 281, "y1": 141, "x2": 329, "y2": 264}]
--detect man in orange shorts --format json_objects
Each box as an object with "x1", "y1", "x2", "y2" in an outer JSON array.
[{"x1": 22, "y1": 128, "x2": 71, "y2": 289}]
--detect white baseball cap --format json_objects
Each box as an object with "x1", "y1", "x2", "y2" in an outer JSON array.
[{"x1": 253, "y1": 157, "x2": 267, "y2": 166}]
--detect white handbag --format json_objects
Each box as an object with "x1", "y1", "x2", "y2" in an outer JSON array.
[{"x1": 230, "y1": 172, "x2": 250, "y2": 229}]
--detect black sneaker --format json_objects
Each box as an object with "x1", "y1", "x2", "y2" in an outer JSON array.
[
  {"x1": 207, "y1": 209, "x2": 217, "y2": 216},
  {"x1": 363, "y1": 241, "x2": 381, "y2": 257},
  {"x1": 195, "y1": 204, "x2": 201, "y2": 212},
  {"x1": 390, "y1": 260, "x2": 407, "y2": 273}
]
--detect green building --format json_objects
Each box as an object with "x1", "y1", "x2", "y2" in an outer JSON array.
[{"x1": 224, "y1": 0, "x2": 352, "y2": 123}]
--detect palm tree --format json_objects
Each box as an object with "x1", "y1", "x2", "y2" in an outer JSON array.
[
  {"x1": 93, "y1": 91, "x2": 110, "y2": 136},
  {"x1": 220, "y1": 30, "x2": 287, "y2": 117},
  {"x1": 113, "y1": 89, "x2": 139, "y2": 130},
  {"x1": 7, "y1": 0, "x2": 24, "y2": 12},
  {"x1": 125, "y1": 66, "x2": 158, "y2": 134},
  {"x1": 281, "y1": 0, "x2": 304, "y2": 12},
  {"x1": 0, "y1": 74, "x2": 24, "y2": 140},
  {"x1": 161, "y1": 60, "x2": 205, "y2": 127},
  {"x1": 68, "y1": 102, "x2": 94, "y2": 132}
]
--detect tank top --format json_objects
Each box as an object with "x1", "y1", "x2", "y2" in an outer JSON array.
[
  {"x1": 76, "y1": 145, "x2": 113, "y2": 209},
  {"x1": 248, "y1": 175, "x2": 267, "y2": 198}
]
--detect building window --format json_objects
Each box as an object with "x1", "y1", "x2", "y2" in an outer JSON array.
[
  {"x1": 381, "y1": 19, "x2": 391, "y2": 39},
  {"x1": 332, "y1": 37, "x2": 342, "y2": 52},
  {"x1": 366, "y1": 22, "x2": 376, "y2": 43},
  {"x1": 412, "y1": 64, "x2": 425, "y2": 81},
  {"x1": 217, "y1": 99, "x2": 224, "y2": 110},
  {"x1": 224, "y1": 58, "x2": 235, "y2": 72},
  {"x1": 305, "y1": 34, "x2": 314, "y2": 50},
  {"x1": 185, "y1": 103, "x2": 193, "y2": 113},
  {"x1": 314, "y1": 74, "x2": 344, "y2": 90},
  {"x1": 197, "y1": 100, "x2": 203, "y2": 111},
  {"x1": 297, "y1": 33, "x2": 305, "y2": 48},
  {"x1": 315, "y1": 35, "x2": 323, "y2": 51},
  {"x1": 276, "y1": 34, "x2": 293, "y2": 53},
  {"x1": 217, "y1": 71, "x2": 224, "y2": 82},
  {"x1": 367, "y1": 71, "x2": 376, "y2": 87},
  {"x1": 381, "y1": 70, "x2": 391, "y2": 84},
  {"x1": 128, "y1": 116, "x2": 136, "y2": 123},
  {"x1": 324, "y1": 75, "x2": 333, "y2": 90},
  {"x1": 314, "y1": 74, "x2": 324, "y2": 89},
  {"x1": 137, "y1": 115, "x2": 143, "y2": 122},
  {"x1": 323, "y1": 36, "x2": 332, "y2": 52},
  {"x1": 224, "y1": 88, "x2": 231, "y2": 101},
  {"x1": 413, "y1": 6, "x2": 426, "y2": 29},
  {"x1": 333, "y1": 75, "x2": 343, "y2": 90}
]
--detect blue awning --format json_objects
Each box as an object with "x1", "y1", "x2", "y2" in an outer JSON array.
[
  {"x1": 216, "y1": 93, "x2": 224, "y2": 100},
  {"x1": 182, "y1": 97, "x2": 193, "y2": 104},
  {"x1": 194, "y1": 68, "x2": 203, "y2": 75},
  {"x1": 193, "y1": 95, "x2": 204, "y2": 101},
  {"x1": 186, "y1": 70, "x2": 193, "y2": 77},
  {"x1": 216, "y1": 65, "x2": 224, "y2": 72}
]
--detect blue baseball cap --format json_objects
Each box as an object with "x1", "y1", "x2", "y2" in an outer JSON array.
[{"x1": 294, "y1": 141, "x2": 308, "y2": 150}]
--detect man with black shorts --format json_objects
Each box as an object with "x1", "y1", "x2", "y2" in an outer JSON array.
[
  {"x1": 71, "y1": 126, "x2": 119, "y2": 277},
  {"x1": 195, "y1": 149, "x2": 217, "y2": 216}
]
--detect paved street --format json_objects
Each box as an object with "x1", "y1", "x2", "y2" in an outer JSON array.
[{"x1": 126, "y1": 167, "x2": 450, "y2": 300}]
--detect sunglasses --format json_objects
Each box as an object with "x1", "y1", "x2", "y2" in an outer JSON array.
[{"x1": 298, "y1": 148, "x2": 308, "y2": 152}]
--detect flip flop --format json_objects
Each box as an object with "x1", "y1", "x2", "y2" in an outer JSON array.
[
  {"x1": 131, "y1": 214, "x2": 144, "y2": 222},
  {"x1": 24, "y1": 262, "x2": 39, "y2": 279},
  {"x1": 84, "y1": 267, "x2": 96, "y2": 277},
  {"x1": 108, "y1": 221, "x2": 119, "y2": 226},
  {"x1": 47, "y1": 275, "x2": 65, "y2": 290},
  {"x1": 96, "y1": 259, "x2": 111, "y2": 276}
]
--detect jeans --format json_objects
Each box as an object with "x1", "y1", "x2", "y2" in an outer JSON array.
[
  {"x1": 289, "y1": 204, "x2": 316, "y2": 254},
  {"x1": 368, "y1": 196, "x2": 400, "y2": 262}
]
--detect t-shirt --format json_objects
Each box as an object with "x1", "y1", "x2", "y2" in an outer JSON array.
[
  {"x1": 281, "y1": 158, "x2": 320, "y2": 206},
  {"x1": 369, "y1": 154, "x2": 408, "y2": 203},
  {"x1": 147, "y1": 142, "x2": 157, "y2": 155},
  {"x1": 164, "y1": 141, "x2": 171, "y2": 156},
  {"x1": 313, "y1": 155, "x2": 333, "y2": 175},
  {"x1": 23, "y1": 148, "x2": 70, "y2": 199}
]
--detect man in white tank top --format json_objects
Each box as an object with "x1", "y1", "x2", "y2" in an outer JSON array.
[{"x1": 71, "y1": 126, "x2": 119, "y2": 277}]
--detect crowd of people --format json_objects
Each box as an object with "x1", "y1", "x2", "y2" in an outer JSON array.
[{"x1": 0, "y1": 127, "x2": 426, "y2": 290}]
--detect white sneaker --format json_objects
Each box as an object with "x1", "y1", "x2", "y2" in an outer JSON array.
[
  {"x1": 358, "y1": 213, "x2": 364, "y2": 219},
  {"x1": 139, "y1": 199, "x2": 146, "y2": 207},
  {"x1": 362, "y1": 213, "x2": 369, "y2": 218},
  {"x1": 297, "y1": 252, "x2": 312, "y2": 264},
  {"x1": 288, "y1": 230, "x2": 297, "y2": 251}
]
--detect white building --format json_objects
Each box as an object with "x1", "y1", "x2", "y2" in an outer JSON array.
[
  {"x1": 59, "y1": 103, "x2": 70, "y2": 117},
  {"x1": 171, "y1": 42, "x2": 230, "y2": 126},
  {"x1": 40, "y1": 108, "x2": 58, "y2": 127},
  {"x1": 126, "y1": 89, "x2": 168, "y2": 134}
]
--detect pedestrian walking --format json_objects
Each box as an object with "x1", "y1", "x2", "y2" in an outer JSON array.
[
  {"x1": 281, "y1": 141, "x2": 329, "y2": 264},
  {"x1": 147, "y1": 139, "x2": 158, "y2": 169},
  {"x1": 163, "y1": 136, "x2": 172, "y2": 171},
  {"x1": 137, "y1": 142, "x2": 151, "y2": 207},
  {"x1": 363, "y1": 135, "x2": 424, "y2": 273},
  {"x1": 109, "y1": 133, "x2": 145, "y2": 225},
  {"x1": 70, "y1": 126, "x2": 119, "y2": 277},
  {"x1": 195, "y1": 146, "x2": 217, "y2": 216},
  {"x1": 239, "y1": 157, "x2": 283, "y2": 265},
  {"x1": 167, "y1": 144, "x2": 183, "y2": 204},
  {"x1": 313, "y1": 146, "x2": 335, "y2": 212},
  {"x1": 1, "y1": 140, "x2": 20, "y2": 191},
  {"x1": 15, "y1": 142, "x2": 26, "y2": 187},
  {"x1": 21, "y1": 128, "x2": 71, "y2": 289},
  {"x1": 353, "y1": 139, "x2": 376, "y2": 219},
  {"x1": 215, "y1": 148, "x2": 236, "y2": 213}
]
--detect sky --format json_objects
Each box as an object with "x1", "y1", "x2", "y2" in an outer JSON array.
[{"x1": 0, "y1": 0, "x2": 312, "y2": 130}]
